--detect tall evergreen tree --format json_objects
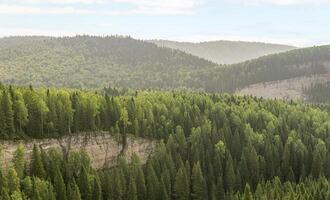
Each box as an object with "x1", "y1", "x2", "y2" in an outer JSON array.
[
  {"x1": 53, "y1": 168, "x2": 67, "y2": 200},
  {"x1": 127, "y1": 177, "x2": 138, "y2": 200},
  {"x1": 12, "y1": 145, "x2": 25, "y2": 179},
  {"x1": 78, "y1": 167, "x2": 91, "y2": 200},
  {"x1": 68, "y1": 180, "x2": 81, "y2": 200},
  {"x1": 173, "y1": 167, "x2": 189, "y2": 200},
  {"x1": 191, "y1": 162, "x2": 204, "y2": 200},
  {"x1": 30, "y1": 145, "x2": 46, "y2": 179}
]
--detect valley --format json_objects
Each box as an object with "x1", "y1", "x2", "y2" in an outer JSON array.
[{"x1": 0, "y1": 36, "x2": 330, "y2": 200}]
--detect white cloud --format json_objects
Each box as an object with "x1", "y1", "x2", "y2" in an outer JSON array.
[
  {"x1": 113, "y1": 0, "x2": 205, "y2": 14},
  {"x1": 0, "y1": 4, "x2": 98, "y2": 14},
  {"x1": 4, "y1": 0, "x2": 104, "y2": 4},
  {"x1": 0, "y1": 0, "x2": 204, "y2": 15},
  {"x1": 0, "y1": 27, "x2": 76, "y2": 37},
  {"x1": 227, "y1": 0, "x2": 330, "y2": 5}
]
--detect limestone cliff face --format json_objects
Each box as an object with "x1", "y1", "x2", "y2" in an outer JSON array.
[{"x1": 0, "y1": 132, "x2": 157, "y2": 169}]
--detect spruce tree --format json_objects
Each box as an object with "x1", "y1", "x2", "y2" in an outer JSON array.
[
  {"x1": 7, "y1": 168, "x2": 20, "y2": 194},
  {"x1": 12, "y1": 91, "x2": 28, "y2": 134},
  {"x1": 78, "y1": 167, "x2": 91, "y2": 200},
  {"x1": 92, "y1": 176, "x2": 102, "y2": 200},
  {"x1": 146, "y1": 162, "x2": 159, "y2": 200},
  {"x1": 127, "y1": 177, "x2": 138, "y2": 200},
  {"x1": 30, "y1": 145, "x2": 46, "y2": 179},
  {"x1": 1, "y1": 90, "x2": 15, "y2": 137},
  {"x1": 12, "y1": 145, "x2": 25, "y2": 179},
  {"x1": 173, "y1": 167, "x2": 189, "y2": 200},
  {"x1": 224, "y1": 153, "x2": 235, "y2": 192},
  {"x1": 53, "y1": 168, "x2": 67, "y2": 200},
  {"x1": 68, "y1": 180, "x2": 81, "y2": 200},
  {"x1": 243, "y1": 183, "x2": 254, "y2": 200},
  {"x1": 191, "y1": 162, "x2": 204, "y2": 200}
]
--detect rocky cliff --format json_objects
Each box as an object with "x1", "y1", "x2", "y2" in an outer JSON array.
[{"x1": 0, "y1": 132, "x2": 157, "y2": 169}]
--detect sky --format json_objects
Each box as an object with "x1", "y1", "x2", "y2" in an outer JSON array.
[{"x1": 1, "y1": 0, "x2": 330, "y2": 47}]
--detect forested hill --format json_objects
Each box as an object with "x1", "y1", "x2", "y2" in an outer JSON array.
[
  {"x1": 0, "y1": 35, "x2": 216, "y2": 89},
  {"x1": 1, "y1": 36, "x2": 330, "y2": 94},
  {"x1": 1, "y1": 84, "x2": 330, "y2": 199},
  {"x1": 195, "y1": 45, "x2": 330, "y2": 92},
  {"x1": 150, "y1": 39, "x2": 295, "y2": 64}
]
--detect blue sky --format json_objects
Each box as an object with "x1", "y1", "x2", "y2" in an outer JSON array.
[{"x1": 1, "y1": 0, "x2": 330, "y2": 47}]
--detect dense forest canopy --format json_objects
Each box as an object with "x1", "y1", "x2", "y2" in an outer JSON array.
[
  {"x1": 150, "y1": 40, "x2": 295, "y2": 64},
  {"x1": 0, "y1": 36, "x2": 329, "y2": 93},
  {"x1": 1, "y1": 84, "x2": 330, "y2": 199},
  {"x1": 0, "y1": 36, "x2": 215, "y2": 89}
]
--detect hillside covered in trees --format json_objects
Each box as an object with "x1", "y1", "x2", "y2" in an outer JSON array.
[
  {"x1": 150, "y1": 40, "x2": 295, "y2": 64},
  {"x1": 1, "y1": 36, "x2": 330, "y2": 95},
  {"x1": 1, "y1": 84, "x2": 330, "y2": 199},
  {"x1": 0, "y1": 36, "x2": 216, "y2": 89}
]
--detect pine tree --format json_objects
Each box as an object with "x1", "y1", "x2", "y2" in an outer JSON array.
[
  {"x1": 216, "y1": 174, "x2": 225, "y2": 200},
  {"x1": 30, "y1": 145, "x2": 46, "y2": 179},
  {"x1": 12, "y1": 145, "x2": 25, "y2": 179},
  {"x1": 78, "y1": 167, "x2": 91, "y2": 200},
  {"x1": 0, "y1": 165, "x2": 7, "y2": 195},
  {"x1": 224, "y1": 153, "x2": 235, "y2": 192},
  {"x1": 31, "y1": 187, "x2": 42, "y2": 200},
  {"x1": 134, "y1": 163, "x2": 146, "y2": 200},
  {"x1": 68, "y1": 180, "x2": 81, "y2": 200},
  {"x1": 160, "y1": 177, "x2": 170, "y2": 200},
  {"x1": 146, "y1": 162, "x2": 159, "y2": 200},
  {"x1": 12, "y1": 91, "x2": 28, "y2": 134},
  {"x1": 53, "y1": 167, "x2": 67, "y2": 200},
  {"x1": 173, "y1": 167, "x2": 189, "y2": 200},
  {"x1": 1, "y1": 90, "x2": 15, "y2": 137},
  {"x1": 7, "y1": 168, "x2": 20, "y2": 194},
  {"x1": 243, "y1": 183, "x2": 254, "y2": 200},
  {"x1": 111, "y1": 169, "x2": 124, "y2": 200},
  {"x1": 92, "y1": 176, "x2": 102, "y2": 200},
  {"x1": 191, "y1": 162, "x2": 204, "y2": 200},
  {"x1": 127, "y1": 177, "x2": 138, "y2": 200}
]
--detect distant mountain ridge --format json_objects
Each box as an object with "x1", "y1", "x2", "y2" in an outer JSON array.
[
  {"x1": 0, "y1": 35, "x2": 216, "y2": 89},
  {"x1": 149, "y1": 39, "x2": 296, "y2": 64},
  {"x1": 0, "y1": 35, "x2": 330, "y2": 98}
]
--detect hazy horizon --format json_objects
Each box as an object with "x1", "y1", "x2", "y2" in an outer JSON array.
[{"x1": 1, "y1": 0, "x2": 330, "y2": 47}]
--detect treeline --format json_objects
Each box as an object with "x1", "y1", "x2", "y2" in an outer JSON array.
[
  {"x1": 0, "y1": 36, "x2": 329, "y2": 92},
  {"x1": 1, "y1": 145, "x2": 329, "y2": 200},
  {"x1": 1, "y1": 84, "x2": 330, "y2": 199}
]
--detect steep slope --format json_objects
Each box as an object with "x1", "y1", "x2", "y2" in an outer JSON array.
[
  {"x1": 150, "y1": 39, "x2": 295, "y2": 64},
  {"x1": 1, "y1": 132, "x2": 156, "y2": 169},
  {"x1": 0, "y1": 36, "x2": 216, "y2": 89}
]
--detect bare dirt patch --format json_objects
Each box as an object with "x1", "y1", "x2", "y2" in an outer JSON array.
[{"x1": 236, "y1": 63, "x2": 330, "y2": 100}]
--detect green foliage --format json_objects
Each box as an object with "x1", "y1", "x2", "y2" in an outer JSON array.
[
  {"x1": 12, "y1": 145, "x2": 25, "y2": 179},
  {"x1": 1, "y1": 85, "x2": 330, "y2": 199},
  {"x1": 0, "y1": 36, "x2": 328, "y2": 93},
  {"x1": 191, "y1": 162, "x2": 205, "y2": 200},
  {"x1": 174, "y1": 167, "x2": 189, "y2": 200},
  {"x1": 30, "y1": 145, "x2": 46, "y2": 179}
]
